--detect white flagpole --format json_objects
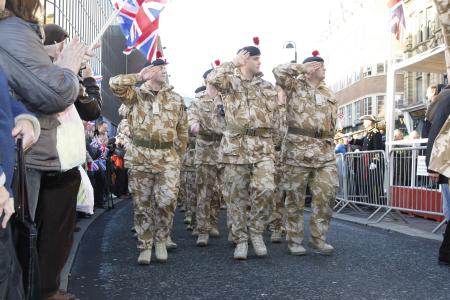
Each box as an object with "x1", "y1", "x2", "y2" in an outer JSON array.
[{"x1": 89, "y1": 1, "x2": 128, "y2": 51}]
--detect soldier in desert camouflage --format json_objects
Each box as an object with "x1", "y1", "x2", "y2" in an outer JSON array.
[
  {"x1": 190, "y1": 63, "x2": 226, "y2": 246},
  {"x1": 207, "y1": 38, "x2": 278, "y2": 260},
  {"x1": 273, "y1": 50, "x2": 338, "y2": 256},
  {"x1": 109, "y1": 53, "x2": 188, "y2": 265}
]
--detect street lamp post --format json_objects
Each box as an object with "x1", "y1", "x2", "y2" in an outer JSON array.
[{"x1": 283, "y1": 41, "x2": 297, "y2": 63}]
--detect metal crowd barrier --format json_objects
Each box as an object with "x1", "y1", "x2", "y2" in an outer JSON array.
[
  {"x1": 385, "y1": 146, "x2": 445, "y2": 232},
  {"x1": 334, "y1": 150, "x2": 389, "y2": 220},
  {"x1": 334, "y1": 146, "x2": 445, "y2": 233}
]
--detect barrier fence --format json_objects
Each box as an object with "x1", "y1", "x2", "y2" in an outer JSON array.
[{"x1": 334, "y1": 146, "x2": 445, "y2": 233}]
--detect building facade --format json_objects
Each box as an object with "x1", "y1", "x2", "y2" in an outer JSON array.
[
  {"x1": 398, "y1": 0, "x2": 448, "y2": 132},
  {"x1": 323, "y1": 0, "x2": 405, "y2": 133}
]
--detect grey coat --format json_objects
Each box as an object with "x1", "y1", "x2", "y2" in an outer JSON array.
[{"x1": 0, "y1": 11, "x2": 79, "y2": 171}]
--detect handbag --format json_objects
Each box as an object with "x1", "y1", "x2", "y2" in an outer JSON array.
[{"x1": 12, "y1": 138, "x2": 41, "y2": 300}]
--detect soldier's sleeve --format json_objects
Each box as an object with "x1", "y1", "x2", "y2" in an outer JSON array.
[
  {"x1": 189, "y1": 98, "x2": 201, "y2": 127},
  {"x1": 176, "y1": 100, "x2": 189, "y2": 158},
  {"x1": 272, "y1": 63, "x2": 309, "y2": 90},
  {"x1": 273, "y1": 104, "x2": 285, "y2": 151},
  {"x1": 109, "y1": 73, "x2": 144, "y2": 105},
  {"x1": 206, "y1": 62, "x2": 235, "y2": 93}
]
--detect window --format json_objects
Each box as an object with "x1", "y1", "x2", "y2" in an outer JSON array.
[
  {"x1": 425, "y1": 7, "x2": 433, "y2": 39},
  {"x1": 338, "y1": 107, "x2": 345, "y2": 127},
  {"x1": 363, "y1": 97, "x2": 372, "y2": 115},
  {"x1": 376, "y1": 63, "x2": 385, "y2": 75},
  {"x1": 376, "y1": 95, "x2": 385, "y2": 117},
  {"x1": 353, "y1": 100, "x2": 361, "y2": 122},
  {"x1": 395, "y1": 94, "x2": 404, "y2": 108},
  {"x1": 363, "y1": 66, "x2": 372, "y2": 78},
  {"x1": 345, "y1": 104, "x2": 352, "y2": 127},
  {"x1": 416, "y1": 73, "x2": 423, "y2": 103}
]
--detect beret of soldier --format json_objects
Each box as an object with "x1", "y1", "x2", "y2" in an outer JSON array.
[
  {"x1": 195, "y1": 86, "x2": 206, "y2": 94},
  {"x1": 203, "y1": 69, "x2": 213, "y2": 79},
  {"x1": 360, "y1": 115, "x2": 378, "y2": 122},
  {"x1": 143, "y1": 50, "x2": 168, "y2": 68},
  {"x1": 43, "y1": 24, "x2": 69, "y2": 45},
  {"x1": 303, "y1": 50, "x2": 324, "y2": 64},
  {"x1": 202, "y1": 60, "x2": 221, "y2": 79},
  {"x1": 237, "y1": 37, "x2": 261, "y2": 57}
]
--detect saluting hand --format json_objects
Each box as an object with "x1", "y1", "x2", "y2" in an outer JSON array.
[
  {"x1": 303, "y1": 61, "x2": 322, "y2": 75},
  {"x1": 139, "y1": 65, "x2": 159, "y2": 81},
  {"x1": 233, "y1": 50, "x2": 250, "y2": 67}
]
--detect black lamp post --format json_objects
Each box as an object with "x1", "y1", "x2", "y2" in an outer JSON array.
[{"x1": 283, "y1": 41, "x2": 297, "y2": 63}]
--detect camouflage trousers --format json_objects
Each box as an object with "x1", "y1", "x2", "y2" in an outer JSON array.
[
  {"x1": 223, "y1": 160, "x2": 276, "y2": 244},
  {"x1": 268, "y1": 156, "x2": 286, "y2": 232},
  {"x1": 218, "y1": 165, "x2": 232, "y2": 231},
  {"x1": 195, "y1": 164, "x2": 221, "y2": 234},
  {"x1": 183, "y1": 170, "x2": 197, "y2": 227},
  {"x1": 281, "y1": 164, "x2": 338, "y2": 244},
  {"x1": 129, "y1": 166, "x2": 180, "y2": 250},
  {"x1": 177, "y1": 171, "x2": 186, "y2": 210},
  {"x1": 180, "y1": 170, "x2": 196, "y2": 220}
]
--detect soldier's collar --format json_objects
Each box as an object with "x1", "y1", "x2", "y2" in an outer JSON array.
[{"x1": 140, "y1": 83, "x2": 173, "y2": 94}]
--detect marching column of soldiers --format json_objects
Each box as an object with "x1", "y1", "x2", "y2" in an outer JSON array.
[{"x1": 109, "y1": 39, "x2": 339, "y2": 264}]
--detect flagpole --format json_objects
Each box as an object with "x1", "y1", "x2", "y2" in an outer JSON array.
[{"x1": 89, "y1": 1, "x2": 127, "y2": 51}]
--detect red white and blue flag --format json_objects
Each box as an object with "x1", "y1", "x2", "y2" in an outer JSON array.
[
  {"x1": 111, "y1": 0, "x2": 166, "y2": 61},
  {"x1": 388, "y1": 0, "x2": 406, "y2": 40},
  {"x1": 93, "y1": 75, "x2": 103, "y2": 87}
]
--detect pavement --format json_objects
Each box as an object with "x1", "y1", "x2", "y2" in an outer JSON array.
[{"x1": 67, "y1": 200, "x2": 450, "y2": 300}]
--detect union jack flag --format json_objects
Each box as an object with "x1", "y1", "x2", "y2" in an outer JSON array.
[
  {"x1": 388, "y1": 0, "x2": 406, "y2": 40},
  {"x1": 111, "y1": 0, "x2": 166, "y2": 61}
]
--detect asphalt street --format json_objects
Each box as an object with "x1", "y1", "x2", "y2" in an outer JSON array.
[{"x1": 68, "y1": 200, "x2": 450, "y2": 300}]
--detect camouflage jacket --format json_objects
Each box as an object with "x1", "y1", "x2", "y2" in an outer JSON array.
[
  {"x1": 273, "y1": 63, "x2": 337, "y2": 168},
  {"x1": 109, "y1": 74, "x2": 188, "y2": 172},
  {"x1": 190, "y1": 93, "x2": 226, "y2": 165},
  {"x1": 116, "y1": 118, "x2": 131, "y2": 150},
  {"x1": 207, "y1": 62, "x2": 278, "y2": 164},
  {"x1": 182, "y1": 133, "x2": 196, "y2": 171}
]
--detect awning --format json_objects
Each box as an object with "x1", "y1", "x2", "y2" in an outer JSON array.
[{"x1": 394, "y1": 44, "x2": 447, "y2": 73}]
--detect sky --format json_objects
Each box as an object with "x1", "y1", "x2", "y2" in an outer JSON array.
[{"x1": 159, "y1": 0, "x2": 331, "y2": 99}]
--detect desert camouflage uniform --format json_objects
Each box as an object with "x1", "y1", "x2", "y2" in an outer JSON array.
[
  {"x1": 116, "y1": 104, "x2": 132, "y2": 149},
  {"x1": 109, "y1": 74, "x2": 188, "y2": 250},
  {"x1": 207, "y1": 62, "x2": 278, "y2": 244},
  {"x1": 268, "y1": 103, "x2": 287, "y2": 233},
  {"x1": 190, "y1": 92, "x2": 226, "y2": 235},
  {"x1": 181, "y1": 133, "x2": 197, "y2": 227},
  {"x1": 273, "y1": 63, "x2": 338, "y2": 246}
]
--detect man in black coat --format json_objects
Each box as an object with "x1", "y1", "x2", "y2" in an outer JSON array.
[
  {"x1": 425, "y1": 85, "x2": 450, "y2": 266},
  {"x1": 349, "y1": 115, "x2": 385, "y2": 205}
]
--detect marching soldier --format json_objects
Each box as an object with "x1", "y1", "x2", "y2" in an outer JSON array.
[
  {"x1": 109, "y1": 54, "x2": 188, "y2": 265},
  {"x1": 207, "y1": 38, "x2": 278, "y2": 260},
  {"x1": 273, "y1": 50, "x2": 338, "y2": 256},
  {"x1": 190, "y1": 66, "x2": 226, "y2": 247},
  {"x1": 268, "y1": 85, "x2": 288, "y2": 243},
  {"x1": 183, "y1": 125, "x2": 197, "y2": 232}
]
